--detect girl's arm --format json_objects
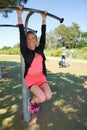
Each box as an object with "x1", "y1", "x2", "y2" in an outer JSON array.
[
  {"x1": 38, "y1": 11, "x2": 47, "y2": 52},
  {"x1": 16, "y1": 6, "x2": 27, "y2": 55}
]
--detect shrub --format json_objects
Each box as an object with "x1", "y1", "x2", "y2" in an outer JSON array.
[
  {"x1": 76, "y1": 40, "x2": 87, "y2": 49},
  {"x1": 0, "y1": 47, "x2": 20, "y2": 55}
]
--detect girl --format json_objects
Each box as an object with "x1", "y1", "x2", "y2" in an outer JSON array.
[{"x1": 16, "y1": 6, "x2": 52, "y2": 114}]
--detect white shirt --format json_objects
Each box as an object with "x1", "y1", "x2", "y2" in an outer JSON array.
[{"x1": 62, "y1": 49, "x2": 66, "y2": 56}]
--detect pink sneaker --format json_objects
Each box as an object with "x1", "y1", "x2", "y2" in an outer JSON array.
[
  {"x1": 28, "y1": 99, "x2": 35, "y2": 114},
  {"x1": 34, "y1": 103, "x2": 40, "y2": 113}
]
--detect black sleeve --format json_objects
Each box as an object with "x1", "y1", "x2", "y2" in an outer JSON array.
[
  {"x1": 18, "y1": 24, "x2": 27, "y2": 55},
  {"x1": 38, "y1": 25, "x2": 46, "y2": 52}
]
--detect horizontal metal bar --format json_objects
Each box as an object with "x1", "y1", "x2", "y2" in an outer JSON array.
[
  {"x1": 0, "y1": 24, "x2": 37, "y2": 33},
  {"x1": 0, "y1": 7, "x2": 64, "y2": 23}
]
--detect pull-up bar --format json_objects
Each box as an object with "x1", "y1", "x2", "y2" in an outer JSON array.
[
  {"x1": 0, "y1": 7, "x2": 64, "y2": 23},
  {"x1": 0, "y1": 24, "x2": 37, "y2": 33}
]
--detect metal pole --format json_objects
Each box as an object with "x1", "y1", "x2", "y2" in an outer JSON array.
[
  {"x1": 21, "y1": 54, "x2": 30, "y2": 122},
  {"x1": 0, "y1": 24, "x2": 37, "y2": 33},
  {"x1": 21, "y1": 11, "x2": 35, "y2": 122}
]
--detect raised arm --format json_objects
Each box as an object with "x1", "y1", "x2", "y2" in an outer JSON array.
[
  {"x1": 38, "y1": 11, "x2": 47, "y2": 52},
  {"x1": 16, "y1": 6, "x2": 27, "y2": 54}
]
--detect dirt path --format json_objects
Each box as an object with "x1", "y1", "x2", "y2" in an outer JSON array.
[{"x1": 46, "y1": 56, "x2": 87, "y2": 64}]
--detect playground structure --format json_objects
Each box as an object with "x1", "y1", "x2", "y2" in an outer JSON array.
[{"x1": 0, "y1": 6, "x2": 64, "y2": 122}]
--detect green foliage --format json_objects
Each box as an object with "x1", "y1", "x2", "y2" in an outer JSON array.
[
  {"x1": 72, "y1": 47, "x2": 87, "y2": 60},
  {"x1": 45, "y1": 47, "x2": 87, "y2": 60},
  {"x1": 54, "y1": 23, "x2": 80, "y2": 48},
  {"x1": 0, "y1": 47, "x2": 20, "y2": 55},
  {"x1": 81, "y1": 32, "x2": 87, "y2": 38},
  {"x1": 1, "y1": 46, "x2": 11, "y2": 50},
  {"x1": 0, "y1": 0, "x2": 28, "y2": 17},
  {"x1": 0, "y1": 0, "x2": 27, "y2": 7},
  {"x1": 13, "y1": 43, "x2": 20, "y2": 48},
  {"x1": 50, "y1": 48, "x2": 62, "y2": 57},
  {"x1": 45, "y1": 22, "x2": 87, "y2": 49},
  {"x1": 46, "y1": 31, "x2": 59, "y2": 49},
  {"x1": 45, "y1": 47, "x2": 62, "y2": 57},
  {"x1": 76, "y1": 40, "x2": 87, "y2": 49},
  {"x1": 55, "y1": 24, "x2": 69, "y2": 46},
  {"x1": 0, "y1": 45, "x2": 87, "y2": 60}
]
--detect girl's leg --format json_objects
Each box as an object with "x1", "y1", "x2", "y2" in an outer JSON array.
[
  {"x1": 40, "y1": 83, "x2": 52, "y2": 101},
  {"x1": 30, "y1": 84, "x2": 46, "y2": 104}
]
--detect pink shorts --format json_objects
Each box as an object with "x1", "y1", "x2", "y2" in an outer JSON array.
[{"x1": 25, "y1": 73, "x2": 47, "y2": 89}]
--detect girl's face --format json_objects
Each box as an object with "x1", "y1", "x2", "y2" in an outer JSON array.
[{"x1": 27, "y1": 33, "x2": 37, "y2": 50}]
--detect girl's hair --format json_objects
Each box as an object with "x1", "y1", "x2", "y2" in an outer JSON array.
[{"x1": 26, "y1": 31, "x2": 37, "y2": 40}]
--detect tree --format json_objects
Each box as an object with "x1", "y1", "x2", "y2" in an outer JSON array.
[
  {"x1": 0, "y1": 0, "x2": 28, "y2": 17},
  {"x1": 54, "y1": 23, "x2": 81, "y2": 48},
  {"x1": 54, "y1": 24, "x2": 72, "y2": 48},
  {"x1": 81, "y1": 32, "x2": 87, "y2": 42},
  {"x1": 1, "y1": 46, "x2": 11, "y2": 50},
  {"x1": 46, "y1": 31, "x2": 59, "y2": 49},
  {"x1": 76, "y1": 39, "x2": 87, "y2": 49},
  {"x1": 69, "y1": 22, "x2": 80, "y2": 48},
  {"x1": 13, "y1": 43, "x2": 20, "y2": 48},
  {"x1": 0, "y1": 0, "x2": 28, "y2": 7}
]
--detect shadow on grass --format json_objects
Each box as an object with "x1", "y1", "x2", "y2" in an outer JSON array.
[{"x1": 0, "y1": 61, "x2": 87, "y2": 130}]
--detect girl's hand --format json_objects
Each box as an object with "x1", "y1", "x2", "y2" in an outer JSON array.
[
  {"x1": 42, "y1": 10, "x2": 47, "y2": 20},
  {"x1": 16, "y1": 5, "x2": 23, "y2": 17},
  {"x1": 42, "y1": 11, "x2": 47, "y2": 25}
]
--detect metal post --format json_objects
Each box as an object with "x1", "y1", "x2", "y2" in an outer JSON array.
[
  {"x1": 0, "y1": 63, "x2": 2, "y2": 79},
  {"x1": 21, "y1": 11, "x2": 35, "y2": 122},
  {"x1": 21, "y1": 54, "x2": 30, "y2": 122},
  {"x1": 21, "y1": 12, "x2": 34, "y2": 122}
]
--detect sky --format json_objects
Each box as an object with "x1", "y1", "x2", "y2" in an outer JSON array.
[{"x1": 0, "y1": 0, "x2": 87, "y2": 48}]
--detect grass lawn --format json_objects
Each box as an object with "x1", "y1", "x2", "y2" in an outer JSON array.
[{"x1": 0, "y1": 55, "x2": 87, "y2": 130}]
